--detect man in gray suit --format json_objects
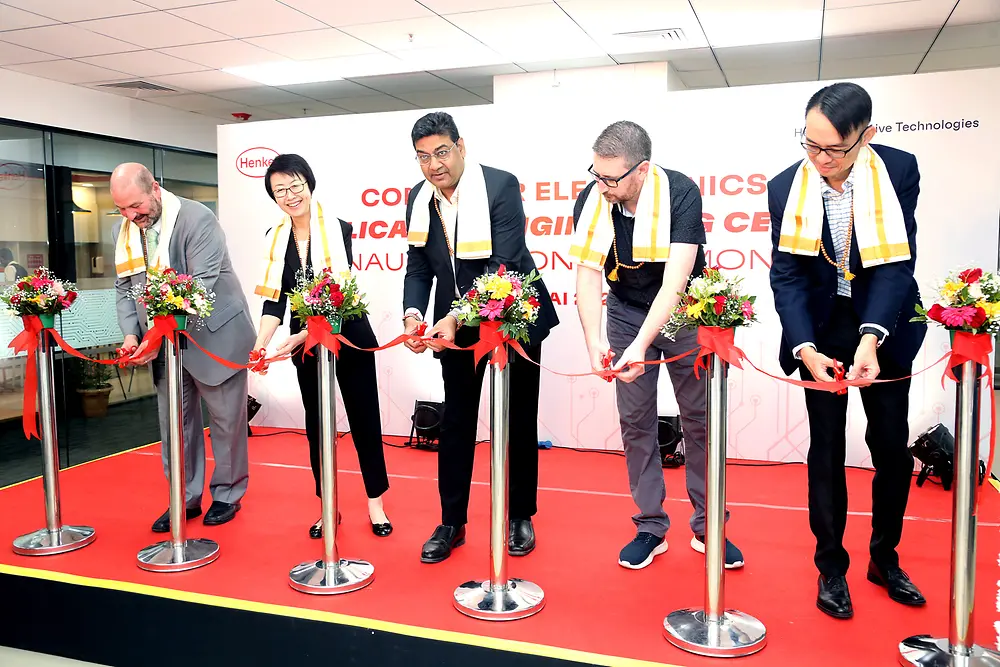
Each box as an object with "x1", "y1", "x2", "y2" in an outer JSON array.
[{"x1": 111, "y1": 163, "x2": 255, "y2": 532}]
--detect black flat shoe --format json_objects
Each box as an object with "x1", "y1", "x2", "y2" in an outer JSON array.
[
  {"x1": 817, "y1": 574, "x2": 853, "y2": 619},
  {"x1": 152, "y1": 506, "x2": 201, "y2": 533},
  {"x1": 370, "y1": 518, "x2": 392, "y2": 537},
  {"x1": 420, "y1": 524, "x2": 465, "y2": 563},
  {"x1": 309, "y1": 512, "x2": 342, "y2": 539},
  {"x1": 867, "y1": 561, "x2": 926, "y2": 606}
]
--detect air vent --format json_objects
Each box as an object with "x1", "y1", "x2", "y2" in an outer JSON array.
[
  {"x1": 97, "y1": 80, "x2": 178, "y2": 92},
  {"x1": 613, "y1": 28, "x2": 687, "y2": 43}
]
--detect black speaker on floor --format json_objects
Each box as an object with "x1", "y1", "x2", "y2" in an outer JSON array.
[
  {"x1": 247, "y1": 395, "x2": 261, "y2": 437},
  {"x1": 911, "y1": 423, "x2": 955, "y2": 490},
  {"x1": 658, "y1": 416, "x2": 684, "y2": 468},
  {"x1": 408, "y1": 400, "x2": 444, "y2": 451}
]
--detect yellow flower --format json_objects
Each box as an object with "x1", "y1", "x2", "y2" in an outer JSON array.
[
  {"x1": 352, "y1": 293, "x2": 360, "y2": 306},
  {"x1": 941, "y1": 281, "x2": 965, "y2": 302},
  {"x1": 168, "y1": 295, "x2": 184, "y2": 308},
  {"x1": 687, "y1": 301, "x2": 706, "y2": 319},
  {"x1": 978, "y1": 301, "x2": 1000, "y2": 319},
  {"x1": 484, "y1": 275, "x2": 512, "y2": 300}
]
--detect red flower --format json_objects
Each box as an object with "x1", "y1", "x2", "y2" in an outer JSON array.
[
  {"x1": 64, "y1": 291, "x2": 77, "y2": 305},
  {"x1": 329, "y1": 282, "x2": 341, "y2": 292},
  {"x1": 959, "y1": 268, "x2": 983, "y2": 284},
  {"x1": 528, "y1": 297, "x2": 540, "y2": 308},
  {"x1": 466, "y1": 289, "x2": 478, "y2": 301},
  {"x1": 330, "y1": 291, "x2": 345, "y2": 308},
  {"x1": 926, "y1": 304, "x2": 945, "y2": 323},
  {"x1": 164, "y1": 268, "x2": 177, "y2": 275},
  {"x1": 970, "y1": 306, "x2": 988, "y2": 328},
  {"x1": 504, "y1": 295, "x2": 515, "y2": 308},
  {"x1": 713, "y1": 295, "x2": 726, "y2": 315},
  {"x1": 497, "y1": 264, "x2": 506, "y2": 276}
]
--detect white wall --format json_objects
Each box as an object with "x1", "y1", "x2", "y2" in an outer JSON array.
[{"x1": 0, "y1": 69, "x2": 219, "y2": 152}]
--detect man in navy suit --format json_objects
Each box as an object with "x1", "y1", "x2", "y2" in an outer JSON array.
[{"x1": 768, "y1": 82, "x2": 926, "y2": 619}]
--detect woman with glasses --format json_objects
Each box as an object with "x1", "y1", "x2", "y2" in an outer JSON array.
[{"x1": 251, "y1": 153, "x2": 392, "y2": 538}]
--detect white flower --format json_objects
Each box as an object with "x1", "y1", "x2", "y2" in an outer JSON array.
[{"x1": 969, "y1": 283, "x2": 984, "y2": 300}]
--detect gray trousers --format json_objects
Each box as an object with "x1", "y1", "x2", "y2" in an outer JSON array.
[
  {"x1": 154, "y1": 365, "x2": 250, "y2": 508},
  {"x1": 606, "y1": 293, "x2": 729, "y2": 538}
]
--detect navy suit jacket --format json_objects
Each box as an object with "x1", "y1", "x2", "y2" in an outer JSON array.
[{"x1": 768, "y1": 144, "x2": 927, "y2": 375}]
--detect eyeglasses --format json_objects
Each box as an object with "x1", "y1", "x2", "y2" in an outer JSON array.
[
  {"x1": 801, "y1": 126, "x2": 870, "y2": 159},
  {"x1": 588, "y1": 161, "x2": 643, "y2": 188},
  {"x1": 273, "y1": 181, "x2": 306, "y2": 199},
  {"x1": 416, "y1": 143, "x2": 458, "y2": 164}
]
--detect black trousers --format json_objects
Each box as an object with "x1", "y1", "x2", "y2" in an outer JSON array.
[
  {"x1": 437, "y1": 328, "x2": 542, "y2": 527},
  {"x1": 800, "y1": 296, "x2": 914, "y2": 577},
  {"x1": 292, "y1": 314, "x2": 389, "y2": 500}
]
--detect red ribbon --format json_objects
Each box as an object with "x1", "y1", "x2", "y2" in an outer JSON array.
[
  {"x1": 10, "y1": 316, "x2": 43, "y2": 440},
  {"x1": 694, "y1": 326, "x2": 746, "y2": 379},
  {"x1": 832, "y1": 362, "x2": 848, "y2": 395},
  {"x1": 302, "y1": 316, "x2": 342, "y2": 358},
  {"x1": 141, "y1": 314, "x2": 179, "y2": 351}
]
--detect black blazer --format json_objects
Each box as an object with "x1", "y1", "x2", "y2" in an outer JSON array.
[
  {"x1": 768, "y1": 143, "x2": 927, "y2": 375},
  {"x1": 403, "y1": 164, "x2": 558, "y2": 348}
]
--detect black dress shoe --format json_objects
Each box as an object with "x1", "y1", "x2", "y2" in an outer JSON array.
[
  {"x1": 370, "y1": 517, "x2": 392, "y2": 537},
  {"x1": 203, "y1": 501, "x2": 241, "y2": 526},
  {"x1": 420, "y1": 525, "x2": 466, "y2": 563},
  {"x1": 817, "y1": 575, "x2": 854, "y2": 619},
  {"x1": 867, "y1": 561, "x2": 926, "y2": 606},
  {"x1": 309, "y1": 512, "x2": 342, "y2": 539},
  {"x1": 508, "y1": 518, "x2": 535, "y2": 556},
  {"x1": 152, "y1": 506, "x2": 201, "y2": 533}
]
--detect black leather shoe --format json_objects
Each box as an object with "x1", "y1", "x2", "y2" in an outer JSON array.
[
  {"x1": 370, "y1": 517, "x2": 392, "y2": 537},
  {"x1": 508, "y1": 518, "x2": 535, "y2": 556},
  {"x1": 420, "y1": 525, "x2": 465, "y2": 563},
  {"x1": 867, "y1": 561, "x2": 926, "y2": 606},
  {"x1": 203, "y1": 501, "x2": 241, "y2": 526},
  {"x1": 152, "y1": 506, "x2": 201, "y2": 533},
  {"x1": 817, "y1": 575, "x2": 854, "y2": 619},
  {"x1": 309, "y1": 512, "x2": 342, "y2": 539}
]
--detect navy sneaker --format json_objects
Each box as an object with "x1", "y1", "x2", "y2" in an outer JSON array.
[
  {"x1": 690, "y1": 535, "x2": 744, "y2": 569},
  {"x1": 618, "y1": 532, "x2": 668, "y2": 569}
]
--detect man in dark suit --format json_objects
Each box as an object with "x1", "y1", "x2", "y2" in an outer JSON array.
[
  {"x1": 402, "y1": 111, "x2": 559, "y2": 563},
  {"x1": 768, "y1": 82, "x2": 927, "y2": 619}
]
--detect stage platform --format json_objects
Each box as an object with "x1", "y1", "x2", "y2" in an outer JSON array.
[{"x1": 0, "y1": 427, "x2": 997, "y2": 667}]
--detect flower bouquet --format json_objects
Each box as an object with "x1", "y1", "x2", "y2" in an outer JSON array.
[
  {"x1": 0, "y1": 267, "x2": 78, "y2": 328},
  {"x1": 451, "y1": 265, "x2": 541, "y2": 344},
  {"x1": 661, "y1": 267, "x2": 757, "y2": 340},
  {"x1": 911, "y1": 267, "x2": 1000, "y2": 335},
  {"x1": 130, "y1": 266, "x2": 214, "y2": 330},
  {"x1": 288, "y1": 267, "x2": 368, "y2": 334}
]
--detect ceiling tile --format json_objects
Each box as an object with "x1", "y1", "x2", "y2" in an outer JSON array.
[
  {"x1": 430, "y1": 63, "x2": 523, "y2": 86},
  {"x1": 0, "y1": 40, "x2": 59, "y2": 65},
  {"x1": 824, "y1": 0, "x2": 912, "y2": 8},
  {"x1": 1, "y1": 0, "x2": 152, "y2": 22},
  {"x1": 677, "y1": 67, "x2": 726, "y2": 87},
  {"x1": 464, "y1": 85, "x2": 493, "y2": 101},
  {"x1": 79, "y1": 50, "x2": 211, "y2": 77},
  {"x1": 714, "y1": 39, "x2": 818, "y2": 69},
  {"x1": 329, "y1": 95, "x2": 419, "y2": 113},
  {"x1": 933, "y1": 22, "x2": 1000, "y2": 51},
  {"x1": 293, "y1": 52, "x2": 417, "y2": 78},
  {"x1": 919, "y1": 44, "x2": 1000, "y2": 72},
  {"x1": 424, "y1": 0, "x2": 551, "y2": 11},
  {"x1": 212, "y1": 86, "x2": 314, "y2": 105},
  {"x1": 388, "y1": 44, "x2": 509, "y2": 71},
  {"x1": 0, "y1": 24, "x2": 140, "y2": 58},
  {"x1": 0, "y1": 4, "x2": 58, "y2": 30},
  {"x1": 160, "y1": 40, "x2": 287, "y2": 69},
  {"x1": 820, "y1": 53, "x2": 922, "y2": 78},
  {"x1": 246, "y1": 28, "x2": 377, "y2": 60},
  {"x1": 341, "y1": 15, "x2": 479, "y2": 51},
  {"x1": 517, "y1": 55, "x2": 618, "y2": 71},
  {"x1": 148, "y1": 92, "x2": 247, "y2": 111},
  {"x1": 948, "y1": 0, "x2": 1000, "y2": 24},
  {"x1": 278, "y1": 0, "x2": 434, "y2": 27},
  {"x1": 150, "y1": 69, "x2": 262, "y2": 91},
  {"x1": 822, "y1": 0, "x2": 953, "y2": 37},
  {"x1": 6, "y1": 59, "x2": 131, "y2": 84},
  {"x1": 350, "y1": 71, "x2": 459, "y2": 94},
  {"x1": 79, "y1": 12, "x2": 230, "y2": 49},
  {"x1": 559, "y1": 0, "x2": 708, "y2": 53},
  {"x1": 277, "y1": 79, "x2": 382, "y2": 99},
  {"x1": 448, "y1": 4, "x2": 605, "y2": 62},
  {"x1": 692, "y1": 0, "x2": 823, "y2": 47},
  {"x1": 635, "y1": 46, "x2": 716, "y2": 71},
  {"x1": 724, "y1": 61, "x2": 818, "y2": 86},
  {"x1": 140, "y1": 0, "x2": 231, "y2": 8},
  {"x1": 397, "y1": 88, "x2": 490, "y2": 108},
  {"x1": 170, "y1": 0, "x2": 327, "y2": 38},
  {"x1": 256, "y1": 101, "x2": 351, "y2": 116},
  {"x1": 821, "y1": 29, "x2": 937, "y2": 59}
]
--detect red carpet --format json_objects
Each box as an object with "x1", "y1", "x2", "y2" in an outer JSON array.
[{"x1": 1, "y1": 427, "x2": 997, "y2": 667}]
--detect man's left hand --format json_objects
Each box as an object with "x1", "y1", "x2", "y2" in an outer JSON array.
[
  {"x1": 847, "y1": 334, "x2": 880, "y2": 381},
  {"x1": 612, "y1": 342, "x2": 647, "y2": 383},
  {"x1": 424, "y1": 315, "x2": 458, "y2": 352},
  {"x1": 129, "y1": 337, "x2": 160, "y2": 366}
]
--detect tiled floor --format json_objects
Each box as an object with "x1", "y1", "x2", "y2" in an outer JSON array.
[{"x1": 0, "y1": 648, "x2": 104, "y2": 666}]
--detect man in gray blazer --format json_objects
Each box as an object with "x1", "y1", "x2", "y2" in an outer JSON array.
[{"x1": 111, "y1": 163, "x2": 255, "y2": 532}]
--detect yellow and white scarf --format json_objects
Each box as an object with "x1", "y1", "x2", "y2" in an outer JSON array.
[
  {"x1": 570, "y1": 163, "x2": 672, "y2": 271},
  {"x1": 407, "y1": 161, "x2": 492, "y2": 259},
  {"x1": 254, "y1": 202, "x2": 350, "y2": 301},
  {"x1": 778, "y1": 145, "x2": 909, "y2": 267},
  {"x1": 114, "y1": 188, "x2": 181, "y2": 278}
]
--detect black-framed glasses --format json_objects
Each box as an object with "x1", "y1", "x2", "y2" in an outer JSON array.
[
  {"x1": 588, "y1": 161, "x2": 643, "y2": 188},
  {"x1": 273, "y1": 181, "x2": 306, "y2": 199},
  {"x1": 801, "y1": 126, "x2": 870, "y2": 159},
  {"x1": 416, "y1": 143, "x2": 458, "y2": 164}
]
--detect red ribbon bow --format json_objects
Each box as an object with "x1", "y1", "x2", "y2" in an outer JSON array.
[
  {"x1": 10, "y1": 316, "x2": 44, "y2": 440},
  {"x1": 302, "y1": 316, "x2": 342, "y2": 358},
  {"x1": 694, "y1": 326, "x2": 746, "y2": 378},
  {"x1": 470, "y1": 320, "x2": 529, "y2": 370}
]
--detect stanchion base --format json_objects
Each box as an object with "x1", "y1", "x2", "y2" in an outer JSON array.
[
  {"x1": 453, "y1": 579, "x2": 545, "y2": 621},
  {"x1": 136, "y1": 538, "x2": 219, "y2": 572},
  {"x1": 12, "y1": 525, "x2": 96, "y2": 556},
  {"x1": 289, "y1": 559, "x2": 374, "y2": 595},
  {"x1": 663, "y1": 608, "x2": 767, "y2": 658},
  {"x1": 899, "y1": 635, "x2": 1000, "y2": 666}
]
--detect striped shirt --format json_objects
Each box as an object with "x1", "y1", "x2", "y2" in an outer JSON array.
[{"x1": 820, "y1": 170, "x2": 854, "y2": 298}]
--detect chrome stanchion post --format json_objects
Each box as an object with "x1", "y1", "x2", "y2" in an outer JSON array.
[
  {"x1": 454, "y1": 353, "x2": 545, "y2": 620},
  {"x1": 664, "y1": 350, "x2": 766, "y2": 657},
  {"x1": 898, "y1": 358, "x2": 1000, "y2": 666},
  {"x1": 13, "y1": 325, "x2": 96, "y2": 555},
  {"x1": 137, "y1": 326, "x2": 219, "y2": 572},
  {"x1": 289, "y1": 344, "x2": 374, "y2": 594}
]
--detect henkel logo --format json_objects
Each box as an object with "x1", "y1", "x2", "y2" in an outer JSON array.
[
  {"x1": 236, "y1": 147, "x2": 278, "y2": 178},
  {"x1": 0, "y1": 162, "x2": 28, "y2": 190}
]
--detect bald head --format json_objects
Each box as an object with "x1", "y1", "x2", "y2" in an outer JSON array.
[{"x1": 111, "y1": 162, "x2": 162, "y2": 228}]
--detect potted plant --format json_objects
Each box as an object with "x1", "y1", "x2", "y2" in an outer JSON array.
[{"x1": 70, "y1": 358, "x2": 115, "y2": 418}]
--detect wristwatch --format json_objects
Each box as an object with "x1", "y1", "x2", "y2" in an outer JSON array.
[{"x1": 859, "y1": 326, "x2": 885, "y2": 346}]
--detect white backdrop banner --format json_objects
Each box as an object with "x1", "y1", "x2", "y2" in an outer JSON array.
[{"x1": 217, "y1": 68, "x2": 1000, "y2": 466}]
